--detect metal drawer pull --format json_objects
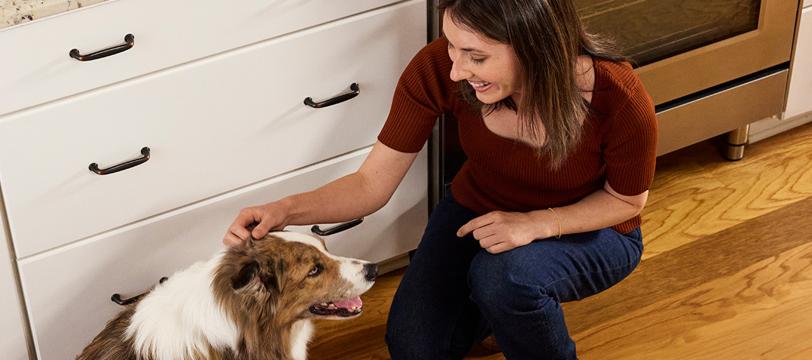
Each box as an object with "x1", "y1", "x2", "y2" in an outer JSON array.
[
  {"x1": 304, "y1": 83, "x2": 360, "y2": 108},
  {"x1": 70, "y1": 34, "x2": 135, "y2": 61},
  {"x1": 89, "y1": 147, "x2": 151, "y2": 175},
  {"x1": 311, "y1": 218, "x2": 364, "y2": 236},
  {"x1": 111, "y1": 276, "x2": 168, "y2": 306}
]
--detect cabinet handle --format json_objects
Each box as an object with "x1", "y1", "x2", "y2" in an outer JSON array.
[
  {"x1": 89, "y1": 147, "x2": 150, "y2": 175},
  {"x1": 304, "y1": 83, "x2": 360, "y2": 108},
  {"x1": 111, "y1": 276, "x2": 168, "y2": 306},
  {"x1": 70, "y1": 34, "x2": 135, "y2": 61},
  {"x1": 311, "y1": 218, "x2": 364, "y2": 236}
]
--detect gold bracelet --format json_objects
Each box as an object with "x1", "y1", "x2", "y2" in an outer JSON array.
[{"x1": 547, "y1": 207, "x2": 562, "y2": 239}]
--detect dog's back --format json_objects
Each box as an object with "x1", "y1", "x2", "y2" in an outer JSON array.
[{"x1": 75, "y1": 307, "x2": 138, "y2": 360}]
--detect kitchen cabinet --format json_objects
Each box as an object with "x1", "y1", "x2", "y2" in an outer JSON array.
[
  {"x1": 0, "y1": 2, "x2": 425, "y2": 258},
  {"x1": 0, "y1": 0, "x2": 428, "y2": 358}
]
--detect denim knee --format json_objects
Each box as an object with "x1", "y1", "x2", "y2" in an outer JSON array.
[{"x1": 468, "y1": 251, "x2": 548, "y2": 314}]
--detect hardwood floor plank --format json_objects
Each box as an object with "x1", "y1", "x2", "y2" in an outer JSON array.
[
  {"x1": 641, "y1": 125, "x2": 812, "y2": 260},
  {"x1": 572, "y1": 240, "x2": 812, "y2": 360},
  {"x1": 564, "y1": 194, "x2": 812, "y2": 336}
]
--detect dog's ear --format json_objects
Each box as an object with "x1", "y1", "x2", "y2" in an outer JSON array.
[
  {"x1": 230, "y1": 258, "x2": 284, "y2": 305},
  {"x1": 259, "y1": 258, "x2": 283, "y2": 294},
  {"x1": 231, "y1": 260, "x2": 259, "y2": 290}
]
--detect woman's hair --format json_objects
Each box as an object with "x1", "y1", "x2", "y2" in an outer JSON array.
[{"x1": 437, "y1": 0, "x2": 625, "y2": 168}]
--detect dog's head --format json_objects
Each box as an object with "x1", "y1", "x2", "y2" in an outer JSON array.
[{"x1": 214, "y1": 231, "x2": 378, "y2": 323}]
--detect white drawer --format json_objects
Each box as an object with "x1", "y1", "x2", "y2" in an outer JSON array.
[
  {"x1": 0, "y1": 0, "x2": 427, "y2": 258},
  {"x1": 0, "y1": 0, "x2": 407, "y2": 117},
  {"x1": 18, "y1": 146, "x2": 427, "y2": 360}
]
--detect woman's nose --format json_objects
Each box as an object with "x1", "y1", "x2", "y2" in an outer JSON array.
[{"x1": 449, "y1": 61, "x2": 470, "y2": 82}]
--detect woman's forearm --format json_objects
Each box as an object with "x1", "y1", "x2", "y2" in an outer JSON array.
[
  {"x1": 277, "y1": 141, "x2": 419, "y2": 228},
  {"x1": 279, "y1": 172, "x2": 389, "y2": 226},
  {"x1": 528, "y1": 188, "x2": 645, "y2": 239}
]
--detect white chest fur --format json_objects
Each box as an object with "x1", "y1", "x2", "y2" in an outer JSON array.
[{"x1": 126, "y1": 254, "x2": 239, "y2": 360}]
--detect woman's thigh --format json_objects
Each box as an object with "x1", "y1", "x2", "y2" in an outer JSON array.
[
  {"x1": 470, "y1": 227, "x2": 644, "y2": 305},
  {"x1": 385, "y1": 195, "x2": 486, "y2": 358}
]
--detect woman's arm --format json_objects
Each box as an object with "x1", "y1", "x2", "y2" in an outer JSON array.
[
  {"x1": 223, "y1": 141, "x2": 419, "y2": 245},
  {"x1": 457, "y1": 182, "x2": 648, "y2": 254}
]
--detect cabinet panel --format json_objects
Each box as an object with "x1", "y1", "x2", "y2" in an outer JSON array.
[
  {"x1": 786, "y1": 6, "x2": 812, "y2": 118},
  {"x1": 0, "y1": 1, "x2": 427, "y2": 258},
  {"x1": 19, "y1": 146, "x2": 427, "y2": 360},
  {"x1": 0, "y1": 200, "x2": 30, "y2": 360},
  {"x1": 0, "y1": 0, "x2": 404, "y2": 116}
]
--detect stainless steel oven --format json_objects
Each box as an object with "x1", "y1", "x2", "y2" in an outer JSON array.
[
  {"x1": 428, "y1": 0, "x2": 802, "y2": 207},
  {"x1": 578, "y1": 0, "x2": 799, "y2": 157}
]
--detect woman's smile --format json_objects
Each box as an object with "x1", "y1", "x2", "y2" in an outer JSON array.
[{"x1": 468, "y1": 80, "x2": 493, "y2": 92}]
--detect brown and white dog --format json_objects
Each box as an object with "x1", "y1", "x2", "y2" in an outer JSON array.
[{"x1": 76, "y1": 231, "x2": 378, "y2": 360}]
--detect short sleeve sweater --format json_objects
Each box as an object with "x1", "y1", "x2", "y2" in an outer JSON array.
[{"x1": 378, "y1": 38, "x2": 658, "y2": 234}]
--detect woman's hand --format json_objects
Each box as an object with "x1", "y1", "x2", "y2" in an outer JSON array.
[
  {"x1": 457, "y1": 211, "x2": 547, "y2": 254},
  {"x1": 223, "y1": 200, "x2": 290, "y2": 247}
]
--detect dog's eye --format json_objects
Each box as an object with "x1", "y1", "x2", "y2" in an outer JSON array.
[{"x1": 308, "y1": 264, "x2": 323, "y2": 277}]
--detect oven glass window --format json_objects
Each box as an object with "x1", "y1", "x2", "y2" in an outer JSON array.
[{"x1": 576, "y1": 0, "x2": 761, "y2": 67}]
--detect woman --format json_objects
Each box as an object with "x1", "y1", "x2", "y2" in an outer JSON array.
[{"x1": 223, "y1": 0, "x2": 657, "y2": 359}]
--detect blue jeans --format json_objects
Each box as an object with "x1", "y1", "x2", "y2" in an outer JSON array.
[{"x1": 385, "y1": 193, "x2": 643, "y2": 360}]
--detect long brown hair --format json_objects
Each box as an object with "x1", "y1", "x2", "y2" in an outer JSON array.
[{"x1": 438, "y1": 0, "x2": 625, "y2": 168}]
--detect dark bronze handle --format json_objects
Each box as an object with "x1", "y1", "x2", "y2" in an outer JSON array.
[
  {"x1": 70, "y1": 34, "x2": 135, "y2": 61},
  {"x1": 311, "y1": 218, "x2": 364, "y2": 236},
  {"x1": 111, "y1": 277, "x2": 168, "y2": 306},
  {"x1": 89, "y1": 147, "x2": 150, "y2": 175},
  {"x1": 304, "y1": 83, "x2": 360, "y2": 108}
]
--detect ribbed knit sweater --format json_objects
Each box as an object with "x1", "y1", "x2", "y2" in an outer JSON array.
[{"x1": 378, "y1": 38, "x2": 658, "y2": 234}]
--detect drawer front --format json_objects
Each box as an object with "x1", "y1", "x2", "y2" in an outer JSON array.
[
  {"x1": 0, "y1": 0, "x2": 427, "y2": 258},
  {"x1": 0, "y1": 0, "x2": 406, "y2": 116},
  {"x1": 19, "y1": 146, "x2": 428, "y2": 360}
]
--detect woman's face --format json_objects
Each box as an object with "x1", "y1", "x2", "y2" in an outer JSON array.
[{"x1": 443, "y1": 11, "x2": 523, "y2": 105}]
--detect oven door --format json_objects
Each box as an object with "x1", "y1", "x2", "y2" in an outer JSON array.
[{"x1": 578, "y1": 0, "x2": 797, "y2": 105}]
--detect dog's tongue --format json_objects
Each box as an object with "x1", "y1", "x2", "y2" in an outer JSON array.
[{"x1": 333, "y1": 297, "x2": 363, "y2": 309}]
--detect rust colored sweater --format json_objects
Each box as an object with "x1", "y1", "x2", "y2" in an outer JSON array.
[{"x1": 378, "y1": 38, "x2": 658, "y2": 234}]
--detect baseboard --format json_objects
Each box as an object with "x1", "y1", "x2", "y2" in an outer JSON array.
[
  {"x1": 377, "y1": 252, "x2": 411, "y2": 275},
  {"x1": 750, "y1": 112, "x2": 812, "y2": 143}
]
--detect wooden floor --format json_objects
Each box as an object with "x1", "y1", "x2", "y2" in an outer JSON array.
[{"x1": 308, "y1": 122, "x2": 812, "y2": 360}]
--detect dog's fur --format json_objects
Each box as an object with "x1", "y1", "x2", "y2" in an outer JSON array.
[{"x1": 76, "y1": 231, "x2": 377, "y2": 360}]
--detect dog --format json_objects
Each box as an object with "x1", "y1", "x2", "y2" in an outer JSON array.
[{"x1": 76, "y1": 231, "x2": 378, "y2": 360}]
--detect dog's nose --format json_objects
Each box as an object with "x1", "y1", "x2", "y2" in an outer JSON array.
[{"x1": 364, "y1": 263, "x2": 378, "y2": 282}]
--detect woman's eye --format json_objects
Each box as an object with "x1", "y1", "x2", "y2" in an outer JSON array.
[
  {"x1": 471, "y1": 57, "x2": 485, "y2": 64},
  {"x1": 308, "y1": 264, "x2": 323, "y2": 277}
]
